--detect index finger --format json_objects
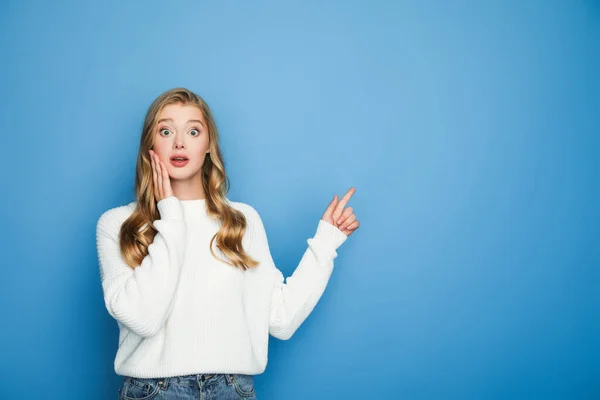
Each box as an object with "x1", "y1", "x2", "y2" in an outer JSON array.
[{"x1": 333, "y1": 187, "x2": 356, "y2": 218}]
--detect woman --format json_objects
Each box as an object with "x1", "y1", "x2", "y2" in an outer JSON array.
[{"x1": 96, "y1": 87, "x2": 359, "y2": 399}]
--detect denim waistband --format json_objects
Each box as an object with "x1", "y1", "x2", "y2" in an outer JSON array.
[{"x1": 165, "y1": 373, "x2": 230, "y2": 387}]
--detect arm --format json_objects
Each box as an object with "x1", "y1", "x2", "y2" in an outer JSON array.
[
  {"x1": 247, "y1": 208, "x2": 348, "y2": 340},
  {"x1": 95, "y1": 196, "x2": 187, "y2": 338}
]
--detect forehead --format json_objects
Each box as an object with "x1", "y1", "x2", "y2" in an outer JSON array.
[{"x1": 157, "y1": 103, "x2": 205, "y2": 123}]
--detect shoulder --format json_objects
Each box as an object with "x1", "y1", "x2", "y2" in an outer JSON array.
[
  {"x1": 228, "y1": 200, "x2": 270, "y2": 252},
  {"x1": 227, "y1": 199, "x2": 260, "y2": 219},
  {"x1": 227, "y1": 199, "x2": 264, "y2": 230},
  {"x1": 96, "y1": 201, "x2": 136, "y2": 237}
]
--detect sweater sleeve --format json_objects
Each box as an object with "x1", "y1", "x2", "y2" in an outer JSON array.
[
  {"x1": 247, "y1": 208, "x2": 348, "y2": 340},
  {"x1": 95, "y1": 196, "x2": 187, "y2": 338}
]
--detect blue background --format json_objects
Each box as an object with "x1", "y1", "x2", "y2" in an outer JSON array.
[{"x1": 1, "y1": 1, "x2": 598, "y2": 399}]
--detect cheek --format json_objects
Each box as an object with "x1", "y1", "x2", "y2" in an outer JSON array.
[
  {"x1": 152, "y1": 145, "x2": 170, "y2": 161},
  {"x1": 189, "y1": 156, "x2": 204, "y2": 169}
]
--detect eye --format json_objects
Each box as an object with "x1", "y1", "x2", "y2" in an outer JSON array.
[
  {"x1": 190, "y1": 128, "x2": 201, "y2": 137},
  {"x1": 159, "y1": 128, "x2": 171, "y2": 136}
]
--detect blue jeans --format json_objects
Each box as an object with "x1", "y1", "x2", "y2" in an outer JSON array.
[{"x1": 118, "y1": 373, "x2": 257, "y2": 400}]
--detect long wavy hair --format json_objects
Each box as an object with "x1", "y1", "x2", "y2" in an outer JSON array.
[{"x1": 118, "y1": 87, "x2": 259, "y2": 271}]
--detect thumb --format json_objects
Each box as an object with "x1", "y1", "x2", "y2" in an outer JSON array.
[{"x1": 323, "y1": 194, "x2": 338, "y2": 219}]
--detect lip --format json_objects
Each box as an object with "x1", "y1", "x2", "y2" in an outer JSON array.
[{"x1": 170, "y1": 158, "x2": 189, "y2": 167}]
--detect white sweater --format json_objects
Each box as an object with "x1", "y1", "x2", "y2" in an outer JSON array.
[{"x1": 95, "y1": 196, "x2": 347, "y2": 378}]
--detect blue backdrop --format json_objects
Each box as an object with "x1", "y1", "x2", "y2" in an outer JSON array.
[{"x1": 1, "y1": 1, "x2": 598, "y2": 399}]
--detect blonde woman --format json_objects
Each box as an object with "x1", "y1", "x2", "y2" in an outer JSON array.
[{"x1": 96, "y1": 87, "x2": 359, "y2": 399}]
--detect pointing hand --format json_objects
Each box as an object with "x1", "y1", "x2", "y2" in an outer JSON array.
[{"x1": 321, "y1": 187, "x2": 360, "y2": 237}]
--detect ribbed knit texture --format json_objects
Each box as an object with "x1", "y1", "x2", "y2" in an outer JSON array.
[{"x1": 95, "y1": 196, "x2": 347, "y2": 378}]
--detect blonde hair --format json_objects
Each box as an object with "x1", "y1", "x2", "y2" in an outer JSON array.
[{"x1": 119, "y1": 87, "x2": 259, "y2": 271}]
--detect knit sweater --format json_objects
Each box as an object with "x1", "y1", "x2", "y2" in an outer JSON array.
[{"x1": 95, "y1": 196, "x2": 347, "y2": 378}]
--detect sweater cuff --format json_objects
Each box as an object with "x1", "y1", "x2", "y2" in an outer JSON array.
[
  {"x1": 157, "y1": 196, "x2": 184, "y2": 220},
  {"x1": 312, "y1": 219, "x2": 348, "y2": 251}
]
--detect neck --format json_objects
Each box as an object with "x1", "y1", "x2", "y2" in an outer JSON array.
[{"x1": 170, "y1": 175, "x2": 206, "y2": 200}]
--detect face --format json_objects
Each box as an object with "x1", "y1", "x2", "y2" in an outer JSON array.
[{"x1": 152, "y1": 103, "x2": 210, "y2": 180}]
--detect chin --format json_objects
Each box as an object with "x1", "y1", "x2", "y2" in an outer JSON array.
[{"x1": 168, "y1": 166, "x2": 200, "y2": 179}]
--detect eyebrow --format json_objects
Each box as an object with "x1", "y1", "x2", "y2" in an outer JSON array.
[{"x1": 157, "y1": 118, "x2": 204, "y2": 127}]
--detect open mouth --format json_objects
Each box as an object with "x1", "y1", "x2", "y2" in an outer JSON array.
[{"x1": 170, "y1": 157, "x2": 189, "y2": 167}]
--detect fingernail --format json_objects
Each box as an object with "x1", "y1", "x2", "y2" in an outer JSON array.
[{"x1": 337, "y1": 219, "x2": 341, "y2": 225}]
